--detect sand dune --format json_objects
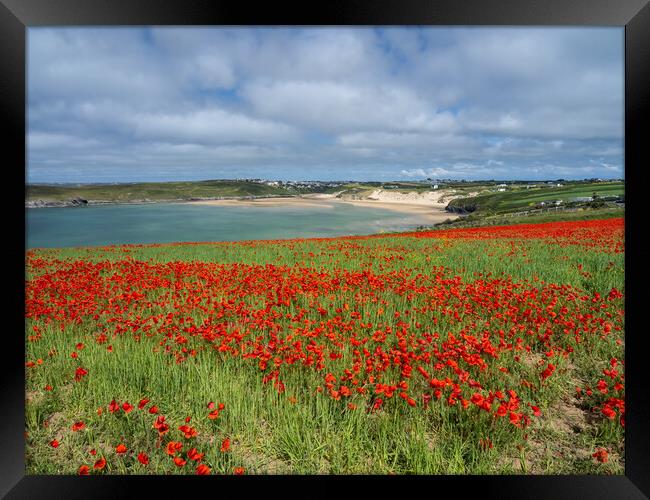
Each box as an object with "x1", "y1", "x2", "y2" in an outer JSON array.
[{"x1": 187, "y1": 189, "x2": 459, "y2": 224}]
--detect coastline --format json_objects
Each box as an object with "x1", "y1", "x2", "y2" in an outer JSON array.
[{"x1": 187, "y1": 194, "x2": 457, "y2": 224}]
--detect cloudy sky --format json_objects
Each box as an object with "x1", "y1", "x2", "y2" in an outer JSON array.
[{"x1": 27, "y1": 27, "x2": 623, "y2": 183}]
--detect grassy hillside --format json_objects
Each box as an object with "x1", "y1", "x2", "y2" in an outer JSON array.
[
  {"x1": 446, "y1": 182, "x2": 624, "y2": 214},
  {"x1": 26, "y1": 180, "x2": 348, "y2": 203},
  {"x1": 26, "y1": 218, "x2": 624, "y2": 475},
  {"x1": 434, "y1": 207, "x2": 624, "y2": 230}
]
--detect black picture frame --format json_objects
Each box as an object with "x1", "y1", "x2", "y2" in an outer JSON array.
[{"x1": 3, "y1": 0, "x2": 649, "y2": 498}]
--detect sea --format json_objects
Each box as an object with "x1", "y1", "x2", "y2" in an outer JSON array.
[{"x1": 26, "y1": 202, "x2": 434, "y2": 248}]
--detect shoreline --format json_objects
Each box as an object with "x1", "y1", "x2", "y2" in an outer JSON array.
[
  {"x1": 26, "y1": 193, "x2": 458, "y2": 224},
  {"x1": 187, "y1": 195, "x2": 457, "y2": 223}
]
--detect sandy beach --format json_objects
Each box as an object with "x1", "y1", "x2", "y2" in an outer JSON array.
[{"x1": 187, "y1": 189, "x2": 459, "y2": 224}]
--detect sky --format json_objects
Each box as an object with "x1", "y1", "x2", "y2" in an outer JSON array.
[{"x1": 27, "y1": 27, "x2": 624, "y2": 183}]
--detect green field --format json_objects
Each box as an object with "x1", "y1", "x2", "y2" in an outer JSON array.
[
  {"x1": 26, "y1": 180, "x2": 344, "y2": 202},
  {"x1": 25, "y1": 218, "x2": 625, "y2": 475},
  {"x1": 446, "y1": 182, "x2": 624, "y2": 214},
  {"x1": 433, "y1": 207, "x2": 625, "y2": 230}
]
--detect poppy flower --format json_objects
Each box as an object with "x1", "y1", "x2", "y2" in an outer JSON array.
[
  {"x1": 74, "y1": 367, "x2": 88, "y2": 382},
  {"x1": 50, "y1": 439, "x2": 60, "y2": 448},
  {"x1": 122, "y1": 402, "x2": 134, "y2": 413},
  {"x1": 138, "y1": 398, "x2": 150, "y2": 409},
  {"x1": 153, "y1": 416, "x2": 170, "y2": 435},
  {"x1": 220, "y1": 438, "x2": 230, "y2": 453},
  {"x1": 78, "y1": 465, "x2": 90, "y2": 475},
  {"x1": 207, "y1": 410, "x2": 220, "y2": 420},
  {"x1": 601, "y1": 407, "x2": 617, "y2": 419},
  {"x1": 148, "y1": 405, "x2": 159, "y2": 414},
  {"x1": 115, "y1": 444, "x2": 127, "y2": 454},
  {"x1": 93, "y1": 457, "x2": 106, "y2": 470},
  {"x1": 44, "y1": 385, "x2": 53, "y2": 391},
  {"x1": 178, "y1": 425, "x2": 197, "y2": 439},
  {"x1": 540, "y1": 364, "x2": 555, "y2": 380},
  {"x1": 187, "y1": 448, "x2": 204, "y2": 462},
  {"x1": 108, "y1": 399, "x2": 120, "y2": 413},
  {"x1": 207, "y1": 402, "x2": 215, "y2": 410},
  {"x1": 137, "y1": 452, "x2": 149, "y2": 465},
  {"x1": 593, "y1": 448, "x2": 609, "y2": 463},
  {"x1": 173, "y1": 456, "x2": 187, "y2": 467},
  {"x1": 71, "y1": 421, "x2": 85, "y2": 432},
  {"x1": 89, "y1": 449, "x2": 97, "y2": 456},
  {"x1": 196, "y1": 464, "x2": 211, "y2": 475},
  {"x1": 233, "y1": 466, "x2": 245, "y2": 475},
  {"x1": 509, "y1": 412, "x2": 521, "y2": 427},
  {"x1": 166, "y1": 441, "x2": 182, "y2": 456}
]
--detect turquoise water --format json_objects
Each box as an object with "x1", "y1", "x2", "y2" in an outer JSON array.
[{"x1": 26, "y1": 202, "x2": 431, "y2": 248}]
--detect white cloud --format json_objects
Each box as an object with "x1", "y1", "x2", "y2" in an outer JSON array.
[
  {"x1": 131, "y1": 108, "x2": 299, "y2": 144},
  {"x1": 27, "y1": 27, "x2": 624, "y2": 182}
]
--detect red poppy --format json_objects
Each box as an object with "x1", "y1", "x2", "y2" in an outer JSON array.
[
  {"x1": 187, "y1": 448, "x2": 204, "y2": 462},
  {"x1": 71, "y1": 421, "x2": 85, "y2": 432},
  {"x1": 44, "y1": 385, "x2": 53, "y2": 391},
  {"x1": 122, "y1": 402, "x2": 134, "y2": 413},
  {"x1": 74, "y1": 367, "x2": 88, "y2": 382},
  {"x1": 173, "y1": 456, "x2": 187, "y2": 467},
  {"x1": 137, "y1": 452, "x2": 149, "y2": 465},
  {"x1": 233, "y1": 466, "x2": 245, "y2": 475},
  {"x1": 207, "y1": 402, "x2": 215, "y2": 410},
  {"x1": 148, "y1": 405, "x2": 159, "y2": 414},
  {"x1": 78, "y1": 465, "x2": 90, "y2": 475},
  {"x1": 178, "y1": 425, "x2": 197, "y2": 439},
  {"x1": 166, "y1": 441, "x2": 182, "y2": 456},
  {"x1": 593, "y1": 448, "x2": 609, "y2": 463},
  {"x1": 540, "y1": 364, "x2": 556, "y2": 380},
  {"x1": 108, "y1": 399, "x2": 120, "y2": 413},
  {"x1": 89, "y1": 449, "x2": 97, "y2": 456},
  {"x1": 207, "y1": 409, "x2": 220, "y2": 420},
  {"x1": 220, "y1": 438, "x2": 230, "y2": 453},
  {"x1": 601, "y1": 406, "x2": 617, "y2": 419},
  {"x1": 138, "y1": 398, "x2": 150, "y2": 409},
  {"x1": 50, "y1": 439, "x2": 60, "y2": 448},
  {"x1": 196, "y1": 464, "x2": 211, "y2": 475},
  {"x1": 115, "y1": 444, "x2": 127, "y2": 454},
  {"x1": 93, "y1": 457, "x2": 106, "y2": 470}
]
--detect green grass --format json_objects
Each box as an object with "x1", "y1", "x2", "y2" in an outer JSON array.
[
  {"x1": 434, "y1": 207, "x2": 624, "y2": 230},
  {"x1": 25, "y1": 218, "x2": 625, "y2": 475},
  {"x1": 26, "y1": 180, "x2": 349, "y2": 203},
  {"x1": 447, "y1": 182, "x2": 624, "y2": 214}
]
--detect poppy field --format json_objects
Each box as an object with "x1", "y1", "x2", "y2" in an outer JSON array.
[{"x1": 25, "y1": 217, "x2": 625, "y2": 475}]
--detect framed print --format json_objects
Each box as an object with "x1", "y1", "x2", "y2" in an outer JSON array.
[{"x1": 2, "y1": 0, "x2": 649, "y2": 498}]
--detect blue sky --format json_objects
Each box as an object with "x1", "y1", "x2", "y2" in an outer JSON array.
[{"x1": 27, "y1": 27, "x2": 624, "y2": 183}]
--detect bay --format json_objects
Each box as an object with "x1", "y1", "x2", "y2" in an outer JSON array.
[{"x1": 26, "y1": 202, "x2": 433, "y2": 248}]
